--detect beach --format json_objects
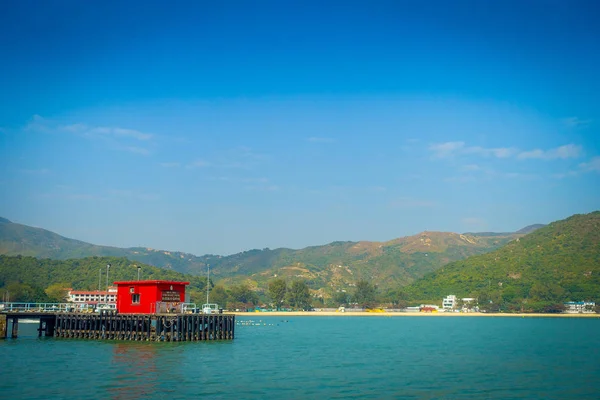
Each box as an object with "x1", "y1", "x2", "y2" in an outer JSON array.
[{"x1": 232, "y1": 311, "x2": 600, "y2": 318}]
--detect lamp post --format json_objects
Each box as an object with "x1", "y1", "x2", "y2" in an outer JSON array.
[
  {"x1": 106, "y1": 263, "x2": 111, "y2": 302},
  {"x1": 98, "y1": 268, "x2": 102, "y2": 291}
]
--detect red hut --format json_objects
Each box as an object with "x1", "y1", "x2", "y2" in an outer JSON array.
[{"x1": 114, "y1": 280, "x2": 189, "y2": 314}]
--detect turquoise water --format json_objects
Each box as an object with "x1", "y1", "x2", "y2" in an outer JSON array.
[{"x1": 1, "y1": 316, "x2": 599, "y2": 399}]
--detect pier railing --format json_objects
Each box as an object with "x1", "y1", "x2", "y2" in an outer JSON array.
[
  {"x1": 0, "y1": 302, "x2": 93, "y2": 313},
  {"x1": 0, "y1": 302, "x2": 220, "y2": 314}
]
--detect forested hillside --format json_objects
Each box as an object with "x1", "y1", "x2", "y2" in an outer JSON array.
[
  {"x1": 404, "y1": 212, "x2": 600, "y2": 312},
  {"x1": 0, "y1": 217, "x2": 521, "y2": 295},
  {"x1": 0, "y1": 255, "x2": 209, "y2": 303}
]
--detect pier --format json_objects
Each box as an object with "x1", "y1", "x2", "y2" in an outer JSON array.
[
  {"x1": 1, "y1": 280, "x2": 235, "y2": 341},
  {"x1": 0, "y1": 307, "x2": 235, "y2": 341}
]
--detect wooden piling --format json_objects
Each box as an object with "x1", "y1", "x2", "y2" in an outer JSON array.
[
  {"x1": 0, "y1": 314, "x2": 6, "y2": 339},
  {"x1": 11, "y1": 317, "x2": 18, "y2": 338}
]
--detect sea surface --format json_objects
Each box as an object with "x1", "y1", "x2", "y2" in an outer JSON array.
[{"x1": 1, "y1": 316, "x2": 599, "y2": 399}]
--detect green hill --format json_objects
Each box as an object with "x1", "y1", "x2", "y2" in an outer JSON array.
[
  {"x1": 0, "y1": 255, "x2": 209, "y2": 303},
  {"x1": 206, "y1": 232, "x2": 520, "y2": 297},
  {"x1": 0, "y1": 217, "x2": 522, "y2": 296},
  {"x1": 404, "y1": 211, "x2": 600, "y2": 311}
]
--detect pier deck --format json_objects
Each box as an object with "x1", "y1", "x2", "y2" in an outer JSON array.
[{"x1": 1, "y1": 312, "x2": 235, "y2": 341}]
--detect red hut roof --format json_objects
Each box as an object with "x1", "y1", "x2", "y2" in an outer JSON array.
[{"x1": 113, "y1": 280, "x2": 190, "y2": 286}]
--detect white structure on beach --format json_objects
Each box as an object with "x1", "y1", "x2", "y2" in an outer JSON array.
[
  {"x1": 563, "y1": 301, "x2": 595, "y2": 314},
  {"x1": 442, "y1": 295, "x2": 478, "y2": 311},
  {"x1": 442, "y1": 295, "x2": 457, "y2": 310}
]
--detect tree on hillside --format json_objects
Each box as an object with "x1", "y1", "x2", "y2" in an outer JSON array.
[
  {"x1": 529, "y1": 282, "x2": 565, "y2": 303},
  {"x1": 286, "y1": 280, "x2": 311, "y2": 310},
  {"x1": 229, "y1": 283, "x2": 259, "y2": 305},
  {"x1": 353, "y1": 279, "x2": 377, "y2": 308},
  {"x1": 383, "y1": 288, "x2": 408, "y2": 309},
  {"x1": 332, "y1": 290, "x2": 350, "y2": 306},
  {"x1": 45, "y1": 283, "x2": 70, "y2": 302},
  {"x1": 267, "y1": 278, "x2": 287, "y2": 310},
  {"x1": 209, "y1": 285, "x2": 230, "y2": 308},
  {"x1": 3, "y1": 282, "x2": 49, "y2": 302}
]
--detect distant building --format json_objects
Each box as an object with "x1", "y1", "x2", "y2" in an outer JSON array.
[
  {"x1": 67, "y1": 287, "x2": 117, "y2": 305},
  {"x1": 564, "y1": 301, "x2": 595, "y2": 314},
  {"x1": 443, "y1": 295, "x2": 457, "y2": 310}
]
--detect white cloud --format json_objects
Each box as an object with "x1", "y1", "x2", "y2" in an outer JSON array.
[
  {"x1": 23, "y1": 115, "x2": 154, "y2": 155},
  {"x1": 431, "y1": 141, "x2": 583, "y2": 162},
  {"x1": 429, "y1": 141, "x2": 465, "y2": 158},
  {"x1": 82, "y1": 126, "x2": 152, "y2": 141},
  {"x1": 562, "y1": 117, "x2": 592, "y2": 128},
  {"x1": 429, "y1": 141, "x2": 516, "y2": 159},
  {"x1": 579, "y1": 156, "x2": 600, "y2": 172},
  {"x1": 517, "y1": 144, "x2": 582, "y2": 160},
  {"x1": 461, "y1": 164, "x2": 481, "y2": 171},
  {"x1": 113, "y1": 127, "x2": 152, "y2": 141}
]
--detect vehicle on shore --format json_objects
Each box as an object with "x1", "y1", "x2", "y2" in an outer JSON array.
[
  {"x1": 95, "y1": 303, "x2": 116, "y2": 313},
  {"x1": 202, "y1": 303, "x2": 221, "y2": 314}
]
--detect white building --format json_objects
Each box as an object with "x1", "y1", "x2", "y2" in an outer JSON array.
[
  {"x1": 442, "y1": 295, "x2": 478, "y2": 311},
  {"x1": 442, "y1": 295, "x2": 457, "y2": 310},
  {"x1": 67, "y1": 286, "x2": 117, "y2": 305},
  {"x1": 564, "y1": 301, "x2": 595, "y2": 314}
]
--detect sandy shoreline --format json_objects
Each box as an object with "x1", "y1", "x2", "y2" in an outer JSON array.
[{"x1": 232, "y1": 311, "x2": 600, "y2": 318}]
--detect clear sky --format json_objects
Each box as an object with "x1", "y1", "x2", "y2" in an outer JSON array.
[{"x1": 1, "y1": 0, "x2": 599, "y2": 255}]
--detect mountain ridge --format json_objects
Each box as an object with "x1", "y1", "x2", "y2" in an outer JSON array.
[
  {"x1": 404, "y1": 211, "x2": 600, "y2": 310},
  {"x1": 0, "y1": 216, "x2": 531, "y2": 294}
]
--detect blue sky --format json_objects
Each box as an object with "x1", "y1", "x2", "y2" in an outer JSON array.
[{"x1": 1, "y1": 0, "x2": 599, "y2": 255}]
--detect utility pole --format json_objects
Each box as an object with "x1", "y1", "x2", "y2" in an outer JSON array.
[
  {"x1": 206, "y1": 264, "x2": 210, "y2": 305},
  {"x1": 99, "y1": 269, "x2": 102, "y2": 291},
  {"x1": 106, "y1": 263, "x2": 111, "y2": 302}
]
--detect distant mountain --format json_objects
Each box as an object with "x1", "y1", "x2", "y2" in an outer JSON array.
[
  {"x1": 0, "y1": 217, "x2": 522, "y2": 295},
  {"x1": 201, "y1": 231, "x2": 522, "y2": 296},
  {"x1": 515, "y1": 224, "x2": 546, "y2": 234},
  {"x1": 404, "y1": 211, "x2": 600, "y2": 310},
  {"x1": 464, "y1": 223, "x2": 545, "y2": 237},
  {"x1": 0, "y1": 218, "x2": 208, "y2": 274}
]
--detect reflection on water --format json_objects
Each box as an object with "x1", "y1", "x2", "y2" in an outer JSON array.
[{"x1": 109, "y1": 343, "x2": 160, "y2": 400}]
